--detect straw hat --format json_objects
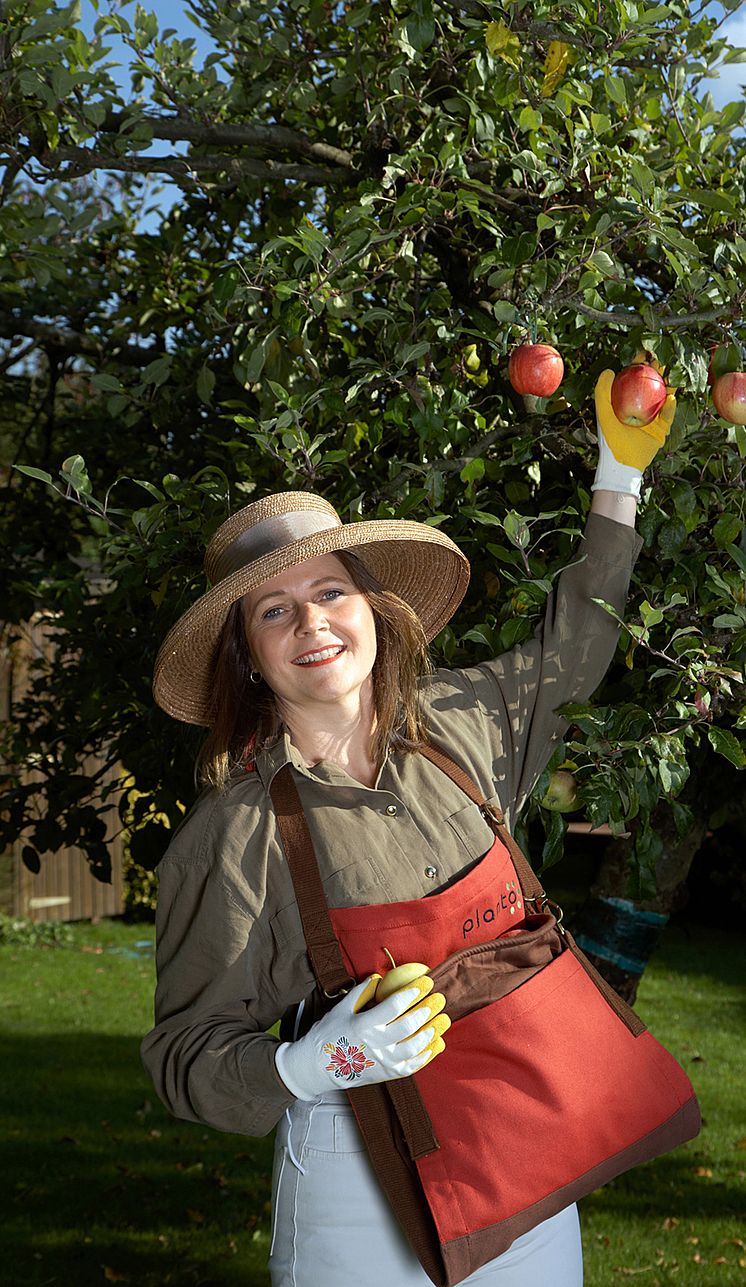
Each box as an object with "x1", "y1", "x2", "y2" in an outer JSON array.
[{"x1": 153, "y1": 491, "x2": 470, "y2": 725}]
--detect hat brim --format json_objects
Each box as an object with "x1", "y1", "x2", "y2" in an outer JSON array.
[{"x1": 153, "y1": 519, "x2": 470, "y2": 725}]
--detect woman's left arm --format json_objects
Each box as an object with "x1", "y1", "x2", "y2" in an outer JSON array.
[{"x1": 444, "y1": 372, "x2": 676, "y2": 821}]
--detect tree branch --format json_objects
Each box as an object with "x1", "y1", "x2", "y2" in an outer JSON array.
[
  {"x1": 101, "y1": 111, "x2": 354, "y2": 169},
  {"x1": 0, "y1": 315, "x2": 164, "y2": 366},
  {"x1": 45, "y1": 145, "x2": 346, "y2": 186},
  {"x1": 559, "y1": 298, "x2": 741, "y2": 330}
]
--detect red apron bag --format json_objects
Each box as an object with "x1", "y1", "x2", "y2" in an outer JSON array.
[{"x1": 270, "y1": 746, "x2": 700, "y2": 1287}]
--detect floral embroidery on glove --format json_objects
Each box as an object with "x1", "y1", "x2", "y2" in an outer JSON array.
[{"x1": 324, "y1": 1036, "x2": 376, "y2": 1081}]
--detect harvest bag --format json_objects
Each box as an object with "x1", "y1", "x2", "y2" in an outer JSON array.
[{"x1": 270, "y1": 744, "x2": 700, "y2": 1287}]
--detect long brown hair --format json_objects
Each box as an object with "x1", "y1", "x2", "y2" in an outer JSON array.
[{"x1": 196, "y1": 551, "x2": 433, "y2": 790}]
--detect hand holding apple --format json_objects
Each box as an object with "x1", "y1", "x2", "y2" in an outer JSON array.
[
  {"x1": 592, "y1": 368, "x2": 676, "y2": 498},
  {"x1": 357, "y1": 950, "x2": 451, "y2": 1066}
]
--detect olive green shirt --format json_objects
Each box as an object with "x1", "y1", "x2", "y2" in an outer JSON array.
[{"x1": 141, "y1": 512, "x2": 642, "y2": 1138}]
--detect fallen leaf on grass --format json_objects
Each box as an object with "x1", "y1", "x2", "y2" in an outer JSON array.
[
  {"x1": 693, "y1": 1166, "x2": 713, "y2": 1177},
  {"x1": 102, "y1": 1268, "x2": 129, "y2": 1283},
  {"x1": 613, "y1": 1267, "x2": 653, "y2": 1276},
  {"x1": 186, "y1": 1208, "x2": 205, "y2": 1224}
]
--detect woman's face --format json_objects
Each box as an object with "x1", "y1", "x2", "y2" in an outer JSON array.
[{"x1": 243, "y1": 553, "x2": 377, "y2": 718}]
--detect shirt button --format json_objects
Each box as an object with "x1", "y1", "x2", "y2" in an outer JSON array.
[
  {"x1": 424, "y1": 865, "x2": 438, "y2": 880},
  {"x1": 385, "y1": 804, "x2": 398, "y2": 816}
]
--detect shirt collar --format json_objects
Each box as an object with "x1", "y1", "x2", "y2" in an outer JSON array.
[
  {"x1": 254, "y1": 727, "x2": 390, "y2": 792},
  {"x1": 255, "y1": 729, "x2": 302, "y2": 792}
]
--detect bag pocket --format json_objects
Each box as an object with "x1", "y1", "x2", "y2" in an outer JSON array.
[
  {"x1": 413, "y1": 947, "x2": 697, "y2": 1247},
  {"x1": 427, "y1": 912, "x2": 563, "y2": 1022}
]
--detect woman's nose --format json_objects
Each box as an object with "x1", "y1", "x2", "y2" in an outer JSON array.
[{"x1": 296, "y1": 600, "x2": 329, "y2": 633}]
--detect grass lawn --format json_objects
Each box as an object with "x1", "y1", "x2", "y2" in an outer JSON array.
[{"x1": 1, "y1": 915, "x2": 744, "y2": 1286}]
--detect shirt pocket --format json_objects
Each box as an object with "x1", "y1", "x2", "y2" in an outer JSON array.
[
  {"x1": 443, "y1": 797, "x2": 499, "y2": 859},
  {"x1": 270, "y1": 853, "x2": 388, "y2": 951}
]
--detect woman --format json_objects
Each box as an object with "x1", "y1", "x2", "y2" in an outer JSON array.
[{"x1": 142, "y1": 373, "x2": 675, "y2": 1286}]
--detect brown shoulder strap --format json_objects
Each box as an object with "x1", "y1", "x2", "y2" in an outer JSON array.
[
  {"x1": 269, "y1": 764, "x2": 355, "y2": 997},
  {"x1": 418, "y1": 742, "x2": 547, "y2": 905}
]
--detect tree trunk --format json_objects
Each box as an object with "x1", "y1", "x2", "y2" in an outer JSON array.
[{"x1": 569, "y1": 802, "x2": 708, "y2": 1005}]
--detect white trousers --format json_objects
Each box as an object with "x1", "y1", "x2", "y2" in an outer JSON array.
[{"x1": 268, "y1": 1096, "x2": 583, "y2": 1287}]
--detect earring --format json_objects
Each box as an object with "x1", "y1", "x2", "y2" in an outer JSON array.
[{"x1": 250, "y1": 669, "x2": 263, "y2": 685}]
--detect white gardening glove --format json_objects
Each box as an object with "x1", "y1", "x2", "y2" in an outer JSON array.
[
  {"x1": 592, "y1": 368, "x2": 676, "y2": 497},
  {"x1": 274, "y1": 974, "x2": 450, "y2": 1099}
]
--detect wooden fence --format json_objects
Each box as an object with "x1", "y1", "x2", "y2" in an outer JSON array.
[{"x1": 0, "y1": 614, "x2": 124, "y2": 922}]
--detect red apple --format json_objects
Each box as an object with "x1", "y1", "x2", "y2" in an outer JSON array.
[
  {"x1": 610, "y1": 363, "x2": 667, "y2": 427},
  {"x1": 712, "y1": 372, "x2": 746, "y2": 424},
  {"x1": 508, "y1": 344, "x2": 564, "y2": 397}
]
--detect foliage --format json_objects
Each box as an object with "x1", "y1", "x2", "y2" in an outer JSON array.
[
  {"x1": 123, "y1": 850, "x2": 158, "y2": 917},
  {"x1": 0, "y1": 912, "x2": 73, "y2": 946},
  {"x1": 0, "y1": 0, "x2": 744, "y2": 882}
]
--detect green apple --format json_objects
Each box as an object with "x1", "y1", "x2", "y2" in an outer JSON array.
[
  {"x1": 375, "y1": 948, "x2": 429, "y2": 1002},
  {"x1": 539, "y1": 769, "x2": 579, "y2": 813}
]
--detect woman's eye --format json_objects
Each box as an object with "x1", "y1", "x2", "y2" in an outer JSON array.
[{"x1": 262, "y1": 605, "x2": 284, "y2": 620}]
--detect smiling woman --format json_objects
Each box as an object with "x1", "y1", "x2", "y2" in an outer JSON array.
[{"x1": 142, "y1": 405, "x2": 691, "y2": 1287}]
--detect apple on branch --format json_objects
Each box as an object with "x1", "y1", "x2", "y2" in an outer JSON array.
[
  {"x1": 508, "y1": 343, "x2": 564, "y2": 397},
  {"x1": 540, "y1": 769, "x2": 580, "y2": 813},
  {"x1": 712, "y1": 371, "x2": 746, "y2": 425}
]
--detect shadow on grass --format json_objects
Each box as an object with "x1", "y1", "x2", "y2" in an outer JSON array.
[{"x1": 2, "y1": 1033, "x2": 275, "y2": 1287}]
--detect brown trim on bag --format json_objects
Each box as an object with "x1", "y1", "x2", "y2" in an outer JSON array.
[{"x1": 441, "y1": 1096, "x2": 702, "y2": 1285}]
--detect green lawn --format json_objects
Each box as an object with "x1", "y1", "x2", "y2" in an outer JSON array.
[{"x1": 1, "y1": 916, "x2": 744, "y2": 1286}]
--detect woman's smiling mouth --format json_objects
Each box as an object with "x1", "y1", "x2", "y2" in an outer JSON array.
[{"x1": 292, "y1": 645, "x2": 346, "y2": 667}]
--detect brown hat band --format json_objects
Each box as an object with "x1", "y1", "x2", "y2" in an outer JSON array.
[{"x1": 212, "y1": 510, "x2": 341, "y2": 582}]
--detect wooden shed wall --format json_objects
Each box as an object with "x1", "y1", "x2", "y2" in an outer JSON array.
[{"x1": 0, "y1": 615, "x2": 124, "y2": 922}]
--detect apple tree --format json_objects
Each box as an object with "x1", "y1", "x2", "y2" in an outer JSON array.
[{"x1": 1, "y1": 0, "x2": 744, "y2": 990}]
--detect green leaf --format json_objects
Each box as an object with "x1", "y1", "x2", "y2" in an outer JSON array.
[
  {"x1": 485, "y1": 20, "x2": 521, "y2": 69},
  {"x1": 404, "y1": 10, "x2": 435, "y2": 52},
  {"x1": 397, "y1": 341, "x2": 431, "y2": 368},
  {"x1": 712, "y1": 613, "x2": 746, "y2": 630},
  {"x1": 726, "y1": 543, "x2": 746, "y2": 576},
  {"x1": 460, "y1": 458, "x2": 485, "y2": 485},
  {"x1": 707, "y1": 727, "x2": 746, "y2": 768},
  {"x1": 639, "y1": 600, "x2": 664, "y2": 628},
  {"x1": 713, "y1": 513, "x2": 742, "y2": 548},
  {"x1": 90, "y1": 373, "x2": 123, "y2": 393},
  {"x1": 212, "y1": 266, "x2": 240, "y2": 310},
  {"x1": 587, "y1": 250, "x2": 618, "y2": 278},
  {"x1": 503, "y1": 510, "x2": 529, "y2": 549},
  {"x1": 196, "y1": 364, "x2": 216, "y2": 404},
  {"x1": 605, "y1": 76, "x2": 627, "y2": 105},
  {"x1": 519, "y1": 106, "x2": 542, "y2": 132},
  {"x1": 141, "y1": 356, "x2": 172, "y2": 387},
  {"x1": 539, "y1": 809, "x2": 566, "y2": 871},
  {"x1": 14, "y1": 465, "x2": 54, "y2": 484},
  {"x1": 59, "y1": 454, "x2": 91, "y2": 495},
  {"x1": 241, "y1": 327, "x2": 280, "y2": 385}
]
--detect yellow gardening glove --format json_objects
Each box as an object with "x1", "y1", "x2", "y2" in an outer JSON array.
[{"x1": 592, "y1": 369, "x2": 677, "y2": 497}]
